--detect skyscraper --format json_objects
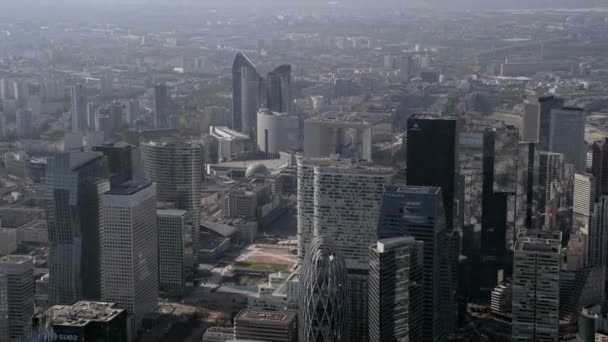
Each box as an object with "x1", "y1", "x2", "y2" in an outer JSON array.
[
  {"x1": 537, "y1": 152, "x2": 567, "y2": 231},
  {"x1": 406, "y1": 114, "x2": 458, "y2": 229},
  {"x1": 368, "y1": 237, "x2": 424, "y2": 342},
  {"x1": 154, "y1": 84, "x2": 169, "y2": 129},
  {"x1": 377, "y1": 185, "x2": 447, "y2": 342},
  {"x1": 158, "y1": 209, "x2": 190, "y2": 297},
  {"x1": 16, "y1": 109, "x2": 33, "y2": 138},
  {"x1": 232, "y1": 52, "x2": 260, "y2": 135},
  {"x1": 480, "y1": 124, "x2": 519, "y2": 292},
  {"x1": 141, "y1": 138, "x2": 203, "y2": 264},
  {"x1": 267, "y1": 64, "x2": 292, "y2": 113},
  {"x1": 512, "y1": 230, "x2": 561, "y2": 342},
  {"x1": 573, "y1": 173, "x2": 594, "y2": 232},
  {"x1": 71, "y1": 84, "x2": 87, "y2": 132},
  {"x1": 548, "y1": 107, "x2": 586, "y2": 172},
  {"x1": 593, "y1": 138, "x2": 608, "y2": 201},
  {"x1": 297, "y1": 158, "x2": 392, "y2": 341},
  {"x1": 515, "y1": 142, "x2": 539, "y2": 231},
  {"x1": 92, "y1": 142, "x2": 134, "y2": 187},
  {"x1": 46, "y1": 152, "x2": 110, "y2": 305},
  {"x1": 101, "y1": 181, "x2": 158, "y2": 329},
  {"x1": 523, "y1": 95, "x2": 564, "y2": 149},
  {"x1": 299, "y1": 235, "x2": 349, "y2": 342},
  {"x1": 589, "y1": 196, "x2": 608, "y2": 267},
  {"x1": 0, "y1": 255, "x2": 34, "y2": 341}
]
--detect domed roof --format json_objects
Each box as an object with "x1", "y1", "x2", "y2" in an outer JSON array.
[{"x1": 245, "y1": 163, "x2": 270, "y2": 178}]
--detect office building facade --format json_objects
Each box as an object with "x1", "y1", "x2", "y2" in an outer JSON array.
[
  {"x1": 46, "y1": 152, "x2": 110, "y2": 305},
  {"x1": 589, "y1": 196, "x2": 608, "y2": 267},
  {"x1": 548, "y1": 107, "x2": 586, "y2": 172},
  {"x1": 368, "y1": 237, "x2": 424, "y2": 342},
  {"x1": 256, "y1": 109, "x2": 299, "y2": 155},
  {"x1": 92, "y1": 142, "x2": 134, "y2": 187},
  {"x1": 142, "y1": 138, "x2": 203, "y2": 264},
  {"x1": 377, "y1": 185, "x2": 448, "y2": 342},
  {"x1": 267, "y1": 64, "x2": 292, "y2": 113},
  {"x1": 101, "y1": 181, "x2": 158, "y2": 328},
  {"x1": 573, "y1": 173, "x2": 594, "y2": 232},
  {"x1": 512, "y1": 230, "x2": 561, "y2": 342},
  {"x1": 71, "y1": 84, "x2": 87, "y2": 132},
  {"x1": 232, "y1": 52, "x2": 260, "y2": 135},
  {"x1": 406, "y1": 114, "x2": 458, "y2": 229},
  {"x1": 46, "y1": 301, "x2": 128, "y2": 342},
  {"x1": 523, "y1": 95, "x2": 564, "y2": 149},
  {"x1": 299, "y1": 235, "x2": 349, "y2": 342},
  {"x1": 154, "y1": 84, "x2": 169, "y2": 129},
  {"x1": 158, "y1": 209, "x2": 190, "y2": 297},
  {"x1": 515, "y1": 142, "x2": 539, "y2": 231},
  {"x1": 593, "y1": 138, "x2": 608, "y2": 201},
  {"x1": 0, "y1": 255, "x2": 34, "y2": 341}
]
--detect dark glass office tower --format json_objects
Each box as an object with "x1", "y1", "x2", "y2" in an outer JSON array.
[
  {"x1": 406, "y1": 114, "x2": 458, "y2": 230},
  {"x1": 368, "y1": 237, "x2": 424, "y2": 342},
  {"x1": 92, "y1": 142, "x2": 133, "y2": 187},
  {"x1": 515, "y1": 142, "x2": 539, "y2": 231},
  {"x1": 154, "y1": 84, "x2": 169, "y2": 129},
  {"x1": 299, "y1": 235, "x2": 349, "y2": 342},
  {"x1": 480, "y1": 124, "x2": 519, "y2": 294},
  {"x1": 45, "y1": 152, "x2": 110, "y2": 305},
  {"x1": 267, "y1": 64, "x2": 292, "y2": 113},
  {"x1": 232, "y1": 52, "x2": 260, "y2": 135},
  {"x1": 523, "y1": 95, "x2": 564, "y2": 150},
  {"x1": 378, "y1": 185, "x2": 447, "y2": 342},
  {"x1": 593, "y1": 138, "x2": 608, "y2": 201}
]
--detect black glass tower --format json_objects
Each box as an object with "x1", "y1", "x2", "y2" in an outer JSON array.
[{"x1": 406, "y1": 114, "x2": 458, "y2": 230}]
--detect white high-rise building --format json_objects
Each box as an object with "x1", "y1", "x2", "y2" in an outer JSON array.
[
  {"x1": 297, "y1": 157, "x2": 393, "y2": 268},
  {"x1": 549, "y1": 107, "x2": 586, "y2": 172},
  {"x1": 0, "y1": 255, "x2": 34, "y2": 342},
  {"x1": 512, "y1": 230, "x2": 561, "y2": 342},
  {"x1": 101, "y1": 181, "x2": 158, "y2": 329},
  {"x1": 573, "y1": 173, "x2": 594, "y2": 232}
]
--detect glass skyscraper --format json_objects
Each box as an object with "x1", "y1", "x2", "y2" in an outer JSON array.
[
  {"x1": 299, "y1": 235, "x2": 349, "y2": 342},
  {"x1": 46, "y1": 152, "x2": 110, "y2": 305},
  {"x1": 267, "y1": 64, "x2": 292, "y2": 113},
  {"x1": 232, "y1": 52, "x2": 260, "y2": 135},
  {"x1": 378, "y1": 185, "x2": 448, "y2": 342}
]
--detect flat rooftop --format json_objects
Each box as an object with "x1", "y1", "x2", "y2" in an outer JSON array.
[
  {"x1": 409, "y1": 113, "x2": 458, "y2": 121},
  {"x1": 210, "y1": 126, "x2": 250, "y2": 141},
  {"x1": 48, "y1": 301, "x2": 124, "y2": 326},
  {"x1": 235, "y1": 309, "x2": 296, "y2": 324},
  {"x1": 385, "y1": 184, "x2": 442, "y2": 195},
  {"x1": 105, "y1": 181, "x2": 152, "y2": 196},
  {"x1": 157, "y1": 209, "x2": 188, "y2": 217},
  {"x1": 0, "y1": 255, "x2": 33, "y2": 265},
  {"x1": 514, "y1": 230, "x2": 561, "y2": 252},
  {"x1": 306, "y1": 111, "x2": 390, "y2": 126}
]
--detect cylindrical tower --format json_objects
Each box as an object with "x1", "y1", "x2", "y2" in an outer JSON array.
[{"x1": 299, "y1": 235, "x2": 349, "y2": 342}]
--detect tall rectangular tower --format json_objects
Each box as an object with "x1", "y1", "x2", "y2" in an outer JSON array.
[
  {"x1": 368, "y1": 237, "x2": 424, "y2": 342},
  {"x1": 515, "y1": 142, "x2": 539, "y2": 231},
  {"x1": 512, "y1": 230, "x2": 561, "y2": 342},
  {"x1": 0, "y1": 255, "x2": 34, "y2": 341},
  {"x1": 406, "y1": 114, "x2": 458, "y2": 229},
  {"x1": 523, "y1": 95, "x2": 564, "y2": 149},
  {"x1": 154, "y1": 84, "x2": 169, "y2": 129},
  {"x1": 101, "y1": 181, "x2": 158, "y2": 329},
  {"x1": 71, "y1": 84, "x2": 87, "y2": 132},
  {"x1": 46, "y1": 152, "x2": 110, "y2": 305},
  {"x1": 377, "y1": 185, "x2": 448, "y2": 342},
  {"x1": 549, "y1": 107, "x2": 586, "y2": 172},
  {"x1": 158, "y1": 209, "x2": 190, "y2": 297}
]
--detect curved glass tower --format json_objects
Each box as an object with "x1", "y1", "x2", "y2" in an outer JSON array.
[
  {"x1": 299, "y1": 235, "x2": 349, "y2": 342},
  {"x1": 267, "y1": 64, "x2": 291, "y2": 113},
  {"x1": 232, "y1": 52, "x2": 260, "y2": 135}
]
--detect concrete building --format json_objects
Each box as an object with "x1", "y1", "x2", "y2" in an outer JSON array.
[
  {"x1": 491, "y1": 282, "x2": 512, "y2": 314},
  {"x1": 233, "y1": 309, "x2": 297, "y2": 342},
  {"x1": 46, "y1": 301, "x2": 128, "y2": 342},
  {"x1": 303, "y1": 111, "x2": 392, "y2": 161},
  {"x1": 101, "y1": 181, "x2": 158, "y2": 329},
  {"x1": 512, "y1": 230, "x2": 561, "y2": 342},
  {"x1": 232, "y1": 52, "x2": 261, "y2": 135},
  {"x1": 0, "y1": 228, "x2": 17, "y2": 256},
  {"x1": 154, "y1": 84, "x2": 169, "y2": 129},
  {"x1": 256, "y1": 109, "x2": 299, "y2": 155},
  {"x1": 202, "y1": 327, "x2": 234, "y2": 342},
  {"x1": 0, "y1": 255, "x2": 34, "y2": 341},
  {"x1": 46, "y1": 152, "x2": 110, "y2": 305},
  {"x1": 368, "y1": 237, "x2": 424, "y2": 342},
  {"x1": 377, "y1": 185, "x2": 448, "y2": 342},
  {"x1": 158, "y1": 209, "x2": 190, "y2": 297},
  {"x1": 210, "y1": 126, "x2": 252, "y2": 162},
  {"x1": 141, "y1": 138, "x2": 203, "y2": 264},
  {"x1": 549, "y1": 107, "x2": 586, "y2": 172},
  {"x1": 71, "y1": 84, "x2": 87, "y2": 132},
  {"x1": 523, "y1": 96, "x2": 564, "y2": 149}
]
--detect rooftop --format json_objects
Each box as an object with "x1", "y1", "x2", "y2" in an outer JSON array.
[
  {"x1": 235, "y1": 309, "x2": 296, "y2": 324},
  {"x1": 306, "y1": 111, "x2": 390, "y2": 126},
  {"x1": 385, "y1": 184, "x2": 442, "y2": 195},
  {"x1": 0, "y1": 255, "x2": 33, "y2": 265},
  {"x1": 514, "y1": 230, "x2": 562, "y2": 252},
  {"x1": 48, "y1": 301, "x2": 125, "y2": 327},
  {"x1": 157, "y1": 209, "x2": 188, "y2": 217},
  {"x1": 105, "y1": 181, "x2": 153, "y2": 196},
  {"x1": 210, "y1": 126, "x2": 250, "y2": 141},
  {"x1": 409, "y1": 113, "x2": 458, "y2": 121},
  {"x1": 70, "y1": 152, "x2": 104, "y2": 171}
]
